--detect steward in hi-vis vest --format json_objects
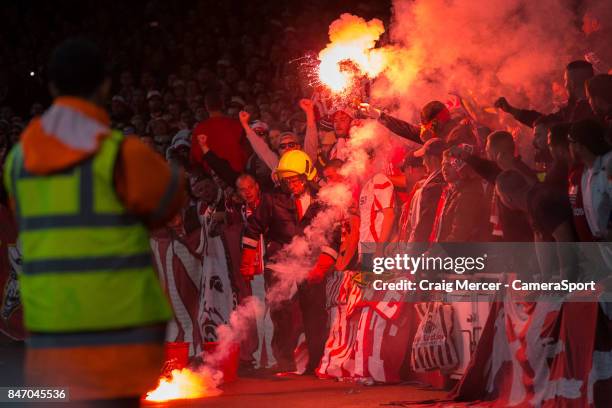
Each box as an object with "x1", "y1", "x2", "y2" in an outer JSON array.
[{"x1": 3, "y1": 38, "x2": 186, "y2": 405}]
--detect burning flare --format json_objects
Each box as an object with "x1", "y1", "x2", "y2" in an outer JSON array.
[
  {"x1": 318, "y1": 13, "x2": 387, "y2": 93},
  {"x1": 145, "y1": 368, "x2": 222, "y2": 402}
]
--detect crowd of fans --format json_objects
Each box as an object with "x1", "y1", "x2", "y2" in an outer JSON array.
[{"x1": 1, "y1": 0, "x2": 612, "y2": 385}]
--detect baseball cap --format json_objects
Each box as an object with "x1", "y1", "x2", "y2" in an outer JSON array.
[
  {"x1": 401, "y1": 151, "x2": 424, "y2": 169},
  {"x1": 169, "y1": 129, "x2": 192, "y2": 150},
  {"x1": 147, "y1": 90, "x2": 162, "y2": 100},
  {"x1": 420, "y1": 101, "x2": 449, "y2": 124},
  {"x1": 229, "y1": 96, "x2": 246, "y2": 108},
  {"x1": 250, "y1": 120, "x2": 269, "y2": 133},
  {"x1": 279, "y1": 132, "x2": 300, "y2": 145},
  {"x1": 112, "y1": 95, "x2": 127, "y2": 104},
  {"x1": 413, "y1": 138, "x2": 446, "y2": 158}
]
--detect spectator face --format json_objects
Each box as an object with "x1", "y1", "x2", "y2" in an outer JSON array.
[
  {"x1": 323, "y1": 166, "x2": 343, "y2": 184},
  {"x1": 282, "y1": 174, "x2": 306, "y2": 196},
  {"x1": 130, "y1": 115, "x2": 145, "y2": 134},
  {"x1": 279, "y1": 109, "x2": 291, "y2": 123},
  {"x1": 168, "y1": 146, "x2": 190, "y2": 168},
  {"x1": 226, "y1": 67, "x2": 239, "y2": 84},
  {"x1": 132, "y1": 89, "x2": 145, "y2": 106},
  {"x1": 333, "y1": 111, "x2": 352, "y2": 137},
  {"x1": 173, "y1": 83, "x2": 186, "y2": 99},
  {"x1": 120, "y1": 71, "x2": 133, "y2": 87},
  {"x1": 180, "y1": 110, "x2": 195, "y2": 129},
  {"x1": 148, "y1": 96, "x2": 162, "y2": 113},
  {"x1": 186, "y1": 80, "x2": 199, "y2": 98},
  {"x1": 278, "y1": 137, "x2": 300, "y2": 156},
  {"x1": 268, "y1": 129, "x2": 281, "y2": 151},
  {"x1": 441, "y1": 154, "x2": 460, "y2": 183},
  {"x1": 168, "y1": 103, "x2": 180, "y2": 120},
  {"x1": 167, "y1": 74, "x2": 178, "y2": 88},
  {"x1": 586, "y1": 85, "x2": 611, "y2": 117},
  {"x1": 151, "y1": 119, "x2": 169, "y2": 137},
  {"x1": 141, "y1": 72, "x2": 155, "y2": 90},
  {"x1": 163, "y1": 92, "x2": 175, "y2": 106},
  {"x1": 403, "y1": 164, "x2": 426, "y2": 185},
  {"x1": 236, "y1": 177, "x2": 260, "y2": 205},
  {"x1": 568, "y1": 138, "x2": 584, "y2": 164},
  {"x1": 319, "y1": 130, "x2": 336, "y2": 156},
  {"x1": 195, "y1": 107, "x2": 206, "y2": 121},
  {"x1": 227, "y1": 107, "x2": 240, "y2": 119},
  {"x1": 111, "y1": 100, "x2": 128, "y2": 117},
  {"x1": 292, "y1": 119, "x2": 306, "y2": 135},
  {"x1": 197, "y1": 67, "x2": 213, "y2": 84},
  {"x1": 547, "y1": 131, "x2": 568, "y2": 161},
  {"x1": 192, "y1": 178, "x2": 219, "y2": 204},
  {"x1": 237, "y1": 80, "x2": 250, "y2": 95}
]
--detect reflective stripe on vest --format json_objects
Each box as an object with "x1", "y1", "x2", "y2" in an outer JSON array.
[{"x1": 10, "y1": 130, "x2": 171, "y2": 332}]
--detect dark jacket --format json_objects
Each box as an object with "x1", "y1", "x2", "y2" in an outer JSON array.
[
  {"x1": 436, "y1": 178, "x2": 488, "y2": 242},
  {"x1": 202, "y1": 149, "x2": 239, "y2": 187},
  {"x1": 512, "y1": 98, "x2": 594, "y2": 128},
  {"x1": 378, "y1": 112, "x2": 464, "y2": 144},
  {"x1": 465, "y1": 155, "x2": 535, "y2": 242},
  {"x1": 242, "y1": 186, "x2": 340, "y2": 262},
  {"x1": 544, "y1": 159, "x2": 569, "y2": 193},
  {"x1": 409, "y1": 170, "x2": 445, "y2": 243}
]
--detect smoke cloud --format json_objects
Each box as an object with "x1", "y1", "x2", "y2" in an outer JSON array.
[{"x1": 374, "y1": 0, "x2": 612, "y2": 122}]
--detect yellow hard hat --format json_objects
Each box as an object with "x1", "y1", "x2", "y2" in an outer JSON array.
[{"x1": 276, "y1": 150, "x2": 317, "y2": 181}]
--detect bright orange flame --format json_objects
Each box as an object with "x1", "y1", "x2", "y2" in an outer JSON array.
[
  {"x1": 145, "y1": 368, "x2": 222, "y2": 402},
  {"x1": 318, "y1": 14, "x2": 387, "y2": 93}
]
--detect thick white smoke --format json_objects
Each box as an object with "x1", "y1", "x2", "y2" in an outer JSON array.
[
  {"x1": 265, "y1": 122, "x2": 391, "y2": 304},
  {"x1": 204, "y1": 296, "x2": 263, "y2": 367}
]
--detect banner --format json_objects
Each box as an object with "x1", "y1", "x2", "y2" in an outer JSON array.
[{"x1": 0, "y1": 205, "x2": 23, "y2": 341}]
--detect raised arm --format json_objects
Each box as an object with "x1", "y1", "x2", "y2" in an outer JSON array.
[{"x1": 239, "y1": 111, "x2": 279, "y2": 171}]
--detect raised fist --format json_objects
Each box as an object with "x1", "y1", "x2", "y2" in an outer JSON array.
[
  {"x1": 299, "y1": 98, "x2": 314, "y2": 112},
  {"x1": 239, "y1": 110, "x2": 250, "y2": 124},
  {"x1": 494, "y1": 97, "x2": 511, "y2": 112},
  {"x1": 196, "y1": 134, "x2": 209, "y2": 153}
]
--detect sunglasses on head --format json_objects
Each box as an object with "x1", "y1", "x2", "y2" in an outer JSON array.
[{"x1": 279, "y1": 142, "x2": 297, "y2": 149}]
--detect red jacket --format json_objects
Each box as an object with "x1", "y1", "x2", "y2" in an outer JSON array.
[{"x1": 190, "y1": 116, "x2": 248, "y2": 173}]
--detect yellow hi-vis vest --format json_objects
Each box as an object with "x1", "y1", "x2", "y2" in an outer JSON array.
[{"x1": 4, "y1": 130, "x2": 171, "y2": 333}]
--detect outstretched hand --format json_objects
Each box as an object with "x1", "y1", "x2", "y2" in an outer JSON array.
[
  {"x1": 494, "y1": 97, "x2": 512, "y2": 113},
  {"x1": 359, "y1": 103, "x2": 381, "y2": 119}
]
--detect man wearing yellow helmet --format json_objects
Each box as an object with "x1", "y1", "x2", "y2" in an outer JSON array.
[{"x1": 240, "y1": 149, "x2": 340, "y2": 375}]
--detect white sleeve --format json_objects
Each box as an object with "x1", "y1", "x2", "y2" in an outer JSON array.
[{"x1": 244, "y1": 127, "x2": 279, "y2": 170}]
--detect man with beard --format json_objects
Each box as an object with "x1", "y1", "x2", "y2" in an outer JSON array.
[{"x1": 495, "y1": 60, "x2": 595, "y2": 127}]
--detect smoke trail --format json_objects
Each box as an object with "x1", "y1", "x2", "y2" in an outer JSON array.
[
  {"x1": 203, "y1": 296, "x2": 263, "y2": 367},
  {"x1": 265, "y1": 121, "x2": 393, "y2": 304}
]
